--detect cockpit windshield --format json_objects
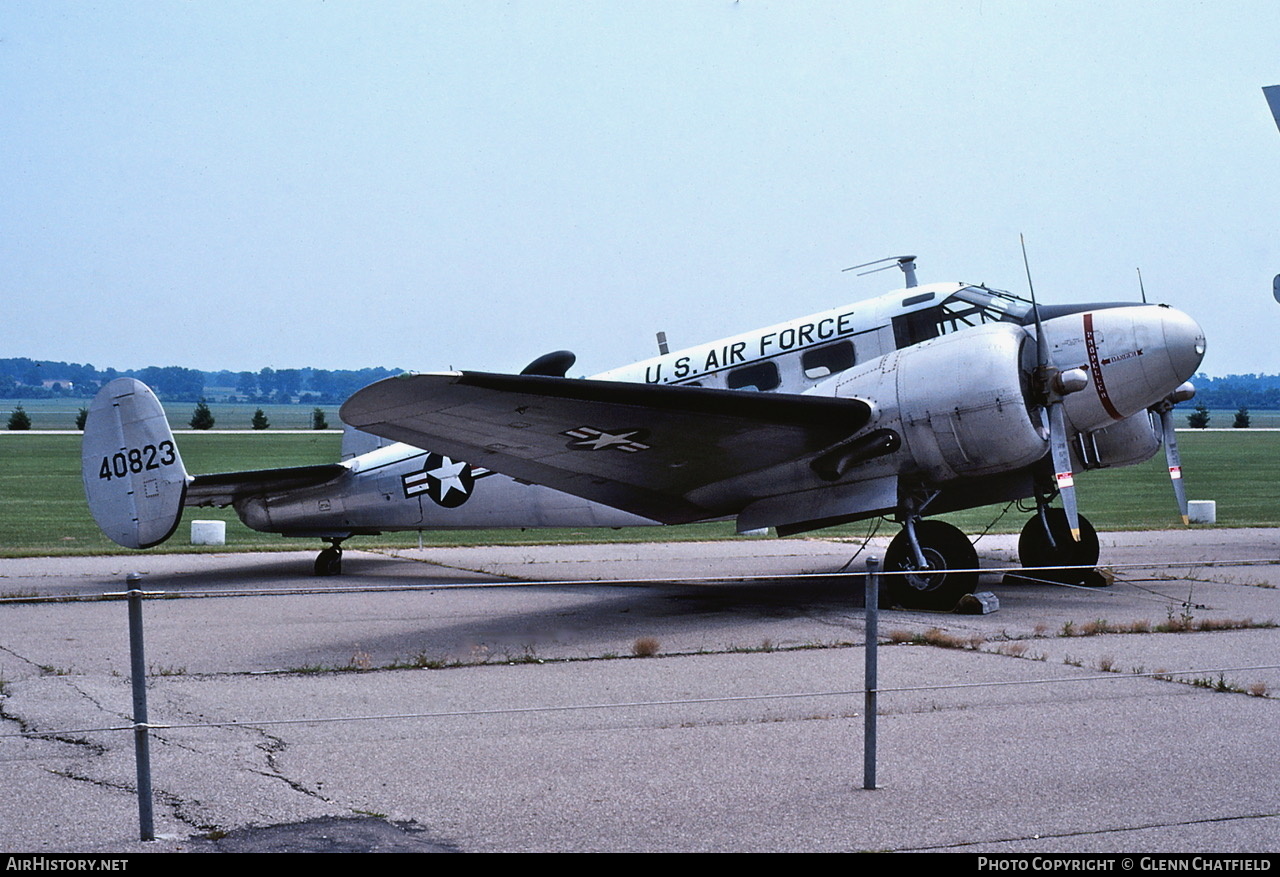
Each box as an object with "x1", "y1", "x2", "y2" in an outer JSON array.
[
  {"x1": 939, "y1": 286, "x2": 1034, "y2": 329},
  {"x1": 892, "y1": 286, "x2": 1034, "y2": 349}
]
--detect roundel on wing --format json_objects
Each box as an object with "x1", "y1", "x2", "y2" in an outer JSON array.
[{"x1": 402, "y1": 453, "x2": 476, "y2": 508}]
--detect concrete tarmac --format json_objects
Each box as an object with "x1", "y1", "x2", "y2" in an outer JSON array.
[{"x1": 1, "y1": 528, "x2": 1277, "y2": 852}]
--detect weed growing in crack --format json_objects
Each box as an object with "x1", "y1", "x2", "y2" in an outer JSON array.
[{"x1": 632, "y1": 637, "x2": 660, "y2": 658}]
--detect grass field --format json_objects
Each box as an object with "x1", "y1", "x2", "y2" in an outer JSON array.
[{"x1": 1, "y1": 430, "x2": 1277, "y2": 558}]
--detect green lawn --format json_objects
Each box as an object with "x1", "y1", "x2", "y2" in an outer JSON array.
[{"x1": 1, "y1": 431, "x2": 1276, "y2": 557}]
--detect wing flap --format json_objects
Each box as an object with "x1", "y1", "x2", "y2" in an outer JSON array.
[{"x1": 341, "y1": 373, "x2": 871, "y2": 523}]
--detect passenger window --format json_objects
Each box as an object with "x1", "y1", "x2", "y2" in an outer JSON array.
[
  {"x1": 802, "y1": 341, "x2": 855, "y2": 379},
  {"x1": 727, "y1": 361, "x2": 781, "y2": 392}
]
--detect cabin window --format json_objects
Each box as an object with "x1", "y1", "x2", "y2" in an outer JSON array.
[
  {"x1": 727, "y1": 361, "x2": 781, "y2": 392},
  {"x1": 801, "y1": 340, "x2": 855, "y2": 379}
]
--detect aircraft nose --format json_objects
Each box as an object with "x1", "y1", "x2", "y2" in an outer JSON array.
[{"x1": 1160, "y1": 306, "x2": 1206, "y2": 383}]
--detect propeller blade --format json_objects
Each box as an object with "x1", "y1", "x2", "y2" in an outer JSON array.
[
  {"x1": 1048, "y1": 401, "x2": 1081, "y2": 541},
  {"x1": 1159, "y1": 407, "x2": 1190, "y2": 525}
]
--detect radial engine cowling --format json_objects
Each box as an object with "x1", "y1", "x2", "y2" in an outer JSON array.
[{"x1": 885, "y1": 323, "x2": 1047, "y2": 482}]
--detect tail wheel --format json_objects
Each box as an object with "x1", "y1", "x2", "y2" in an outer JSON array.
[
  {"x1": 883, "y1": 520, "x2": 979, "y2": 611},
  {"x1": 1018, "y1": 510, "x2": 1099, "y2": 584},
  {"x1": 314, "y1": 547, "x2": 343, "y2": 576}
]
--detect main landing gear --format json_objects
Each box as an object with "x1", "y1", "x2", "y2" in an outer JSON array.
[
  {"x1": 314, "y1": 538, "x2": 345, "y2": 576},
  {"x1": 883, "y1": 518, "x2": 979, "y2": 611},
  {"x1": 1017, "y1": 507, "x2": 1101, "y2": 585}
]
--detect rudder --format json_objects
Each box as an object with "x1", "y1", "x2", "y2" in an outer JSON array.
[{"x1": 82, "y1": 378, "x2": 189, "y2": 548}]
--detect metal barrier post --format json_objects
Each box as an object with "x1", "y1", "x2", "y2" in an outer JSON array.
[
  {"x1": 125, "y1": 573, "x2": 155, "y2": 841},
  {"x1": 863, "y1": 556, "x2": 880, "y2": 790}
]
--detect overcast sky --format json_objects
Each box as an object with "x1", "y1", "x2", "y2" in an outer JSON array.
[{"x1": 4, "y1": 1, "x2": 1278, "y2": 378}]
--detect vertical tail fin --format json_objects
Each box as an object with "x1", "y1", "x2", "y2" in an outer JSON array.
[
  {"x1": 1264, "y1": 85, "x2": 1280, "y2": 135},
  {"x1": 82, "y1": 378, "x2": 189, "y2": 548}
]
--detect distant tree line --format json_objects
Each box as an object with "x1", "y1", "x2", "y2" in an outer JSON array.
[
  {"x1": 4, "y1": 358, "x2": 1279, "y2": 410},
  {"x1": 0, "y1": 358, "x2": 401, "y2": 404},
  {"x1": 1184, "y1": 372, "x2": 1280, "y2": 412}
]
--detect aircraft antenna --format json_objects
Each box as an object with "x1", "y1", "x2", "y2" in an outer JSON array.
[
  {"x1": 1137, "y1": 267, "x2": 1148, "y2": 304},
  {"x1": 843, "y1": 255, "x2": 918, "y2": 288},
  {"x1": 656, "y1": 331, "x2": 670, "y2": 355}
]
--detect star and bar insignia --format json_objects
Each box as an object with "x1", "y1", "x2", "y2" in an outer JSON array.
[
  {"x1": 562, "y1": 426, "x2": 651, "y2": 453},
  {"x1": 402, "y1": 453, "x2": 486, "y2": 507}
]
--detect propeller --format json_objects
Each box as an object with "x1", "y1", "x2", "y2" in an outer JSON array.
[
  {"x1": 1021, "y1": 235, "x2": 1088, "y2": 541},
  {"x1": 1153, "y1": 382, "x2": 1197, "y2": 525},
  {"x1": 1047, "y1": 399, "x2": 1080, "y2": 540}
]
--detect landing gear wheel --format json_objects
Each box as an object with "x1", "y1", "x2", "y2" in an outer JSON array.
[
  {"x1": 314, "y1": 547, "x2": 343, "y2": 576},
  {"x1": 883, "y1": 520, "x2": 979, "y2": 611},
  {"x1": 1018, "y1": 510, "x2": 1100, "y2": 585}
]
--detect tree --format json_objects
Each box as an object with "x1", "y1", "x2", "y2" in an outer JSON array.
[
  {"x1": 311, "y1": 407, "x2": 329, "y2": 430},
  {"x1": 7, "y1": 405, "x2": 31, "y2": 430},
  {"x1": 1187, "y1": 403, "x2": 1210, "y2": 429},
  {"x1": 190, "y1": 399, "x2": 215, "y2": 430},
  {"x1": 251, "y1": 408, "x2": 270, "y2": 430},
  {"x1": 275, "y1": 368, "x2": 301, "y2": 401},
  {"x1": 75, "y1": 407, "x2": 89, "y2": 430},
  {"x1": 1233, "y1": 406, "x2": 1250, "y2": 429},
  {"x1": 258, "y1": 367, "x2": 277, "y2": 397},
  {"x1": 236, "y1": 371, "x2": 259, "y2": 398}
]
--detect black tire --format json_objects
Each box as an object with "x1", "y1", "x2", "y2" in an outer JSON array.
[
  {"x1": 314, "y1": 548, "x2": 342, "y2": 576},
  {"x1": 1017, "y1": 510, "x2": 1100, "y2": 584},
  {"x1": 883, "y1": 520, "x2": 979, "y2": 610}
]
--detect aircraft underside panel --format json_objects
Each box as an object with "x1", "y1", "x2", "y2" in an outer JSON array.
[{"x1": 233, "y1": 460, "x2": 654, "y2": 536}]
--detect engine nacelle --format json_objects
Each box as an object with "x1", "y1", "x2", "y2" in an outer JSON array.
[
  {"x1": 895, "y1": 324, "x2": 1047, "y2": 480},
  {"x1": 833, "y1": 323, "x2": 1046, "y2": 483}
]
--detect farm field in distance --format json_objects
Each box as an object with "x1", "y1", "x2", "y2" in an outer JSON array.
[
  {"x1": 1, "y1": 398, "x2": 339, "y2": 431},
  {"x1": 6, "y1": 397, "x2": 1280, "y2": 431},
  {"x1": 0, "y1": 429, "x2": 1277, "y2": 558}
]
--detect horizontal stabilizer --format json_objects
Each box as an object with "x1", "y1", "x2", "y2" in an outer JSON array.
[
  {"x1": 341, "y1": 371, "x2": 871, "y2": 523},
  {"x1": 82, "y1": 378, "x2": 189, "y2": 548},
  {"x1": 186, "y1": 464, "x2": 348, "y2": 507}
]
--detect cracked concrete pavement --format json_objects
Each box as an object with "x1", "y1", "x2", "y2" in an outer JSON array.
[{"x1": 1, "y1": 529, "x2": 1278, "y2": 852}]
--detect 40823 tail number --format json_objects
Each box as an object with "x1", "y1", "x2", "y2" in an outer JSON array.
[{"x1": 97, "y1": 441, "x2": 177, "y2": 481}]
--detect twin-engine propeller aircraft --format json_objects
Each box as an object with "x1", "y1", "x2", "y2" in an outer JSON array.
[{"x1": 83, "y1": 257, "x2": 1205, "y2": 609}]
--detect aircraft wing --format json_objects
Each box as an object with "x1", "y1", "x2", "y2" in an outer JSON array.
[
  {"x1": 184, "y1": 464, "x2": 348, "y2": 508},
  {"x1": 341, "y1": 372, "x2": 871, "y2": 524}
]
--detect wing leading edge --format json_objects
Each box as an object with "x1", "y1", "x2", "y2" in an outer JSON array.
[{"x1": 340, "y1": 372, "x2": 872, "y2": 524}]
